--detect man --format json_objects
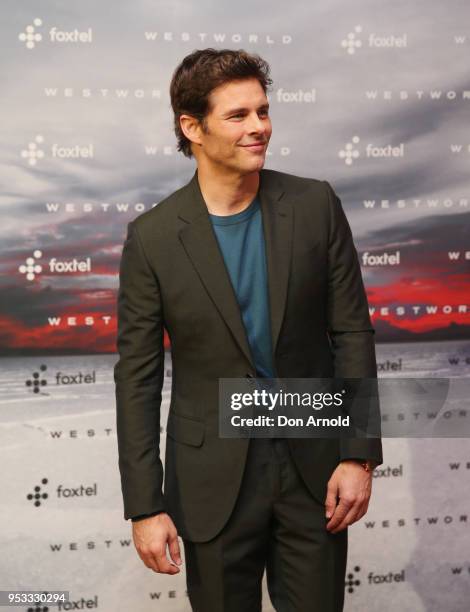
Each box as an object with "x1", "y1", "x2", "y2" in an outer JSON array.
[{"x1": 115, "y1": 48, "x2": 383, "y2": 611}]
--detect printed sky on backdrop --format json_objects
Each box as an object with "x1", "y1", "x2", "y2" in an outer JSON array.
[{"x1": 0, "y1": 0, "x2": 468, "y2": 353}]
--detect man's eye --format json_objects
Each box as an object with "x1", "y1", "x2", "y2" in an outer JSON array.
[{"x1": 230, "y1": 110, "x2": 268, "y2": 119}]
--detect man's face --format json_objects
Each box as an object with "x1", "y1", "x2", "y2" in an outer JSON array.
[{"x1": 192, "y1": 77, "x2": 272, "y2": 175}]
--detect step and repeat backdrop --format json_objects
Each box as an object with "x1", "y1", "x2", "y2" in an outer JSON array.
[{"x1": 1, "y1": 1, "x2": 469, "y2": 611}]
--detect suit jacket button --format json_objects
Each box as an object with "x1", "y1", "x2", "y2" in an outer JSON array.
[{"x1": 245, "y1": 373, "x2": 255, "y2": 385}]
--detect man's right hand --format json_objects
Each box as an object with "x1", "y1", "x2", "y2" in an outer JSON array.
[{"x1": 132, "y1": 512, "x2": 182, "y2": 574}]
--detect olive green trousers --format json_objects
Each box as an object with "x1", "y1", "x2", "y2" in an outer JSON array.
[{"x1": 182, "y1": 437, "x2": 347, "y2": 612}]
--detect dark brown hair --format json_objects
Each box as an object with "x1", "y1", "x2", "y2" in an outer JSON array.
[{"x1": 169, "y1": 48, "x2": 273, "y2": 158}]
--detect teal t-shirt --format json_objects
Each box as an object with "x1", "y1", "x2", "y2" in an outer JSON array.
[{"x1": 208, "y1": 193, "x2": 275, "y2": 378}]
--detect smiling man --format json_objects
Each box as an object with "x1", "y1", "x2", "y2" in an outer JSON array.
[{"x1": 115, "y1": 48, "x2": 383, "y2": 611}]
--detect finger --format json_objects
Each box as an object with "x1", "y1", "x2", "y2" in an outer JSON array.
[
  {"x1": 154, "y1": 549, "x2": 180, "y2": 574},
  {"x1": 353, "y1": 499, "x2": 370, "y2": 523},
  {"x1": 326, "y1": 497, "x2": 354, "y2": 531},
  {"x1": 329, "y1": 505, "x2": 360, "y2": 533},
  {"x1": 139, "y1": 551, "x2": 161, "y2": 573},
  {"x1": 324, "y1": 483, "x2": 339, "y2": 519},
  {"x1": 168, "y1": 533, "x2": 183, "y2": 566}
]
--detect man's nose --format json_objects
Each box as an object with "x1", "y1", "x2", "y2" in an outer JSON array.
[{"x1": 247, "y1": 112, "x2": 265, "y2": 134}]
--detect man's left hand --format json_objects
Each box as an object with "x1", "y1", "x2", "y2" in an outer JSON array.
[{"x1": 324, "y1": 460, "x2": 373, "y2": 534}]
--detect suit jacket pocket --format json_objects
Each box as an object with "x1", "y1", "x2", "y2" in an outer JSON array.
[{"x1": 166, "y1": 412, "x2": 205, "y2": 447}]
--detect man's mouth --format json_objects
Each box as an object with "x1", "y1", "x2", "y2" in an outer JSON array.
[{"x1": 242, "y1": 142, "x2": 266, "y2": 149}]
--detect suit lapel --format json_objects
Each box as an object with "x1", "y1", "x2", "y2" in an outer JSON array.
[
  {"x1": 177, "y1": 168, "x2": 293, "y2": 371},
  {"x1": 259, "y1": 170, "x2": 293, "y2": 365}
]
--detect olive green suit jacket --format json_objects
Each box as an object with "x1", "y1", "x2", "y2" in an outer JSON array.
[{"x1": 114, "y1": 168, "x2": 383, "y2": 542}]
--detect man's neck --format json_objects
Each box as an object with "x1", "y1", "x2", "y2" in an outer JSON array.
[{"x1": 195, "y1": 163, "x2": 260, "y2": 216}]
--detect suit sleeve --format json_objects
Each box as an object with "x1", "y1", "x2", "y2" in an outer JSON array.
[
  {"x1": 114, "y1": 220, "x2": 166, "y2": 520},
  {"x1": 323, "y1": 180, "x2": 383, "y2": 467}
]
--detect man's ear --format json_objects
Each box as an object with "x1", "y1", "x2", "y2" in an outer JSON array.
[{"x1": 180, "y1": 114, "x2": 204, "y2": 148}]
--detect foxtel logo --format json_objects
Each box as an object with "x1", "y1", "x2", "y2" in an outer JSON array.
[
  {"x1": 275, "y1": 88, "x2": 316, "y2": 103},
  {"x1": 21, "y1": 135, "x2": 94, "y2": 167},
  {"x1": 341, "y1": 25, "x2": 407, "y2": 55},
  {"x1": 339, "y1": 136, "x2": 405, "y2": 166},
  {"x1": 367, "y1": 570, "x2": 405, "y2": 584},
  {"x1": 18, "y1": 18, "x2": 93, "y2": 50},
  {"x1": 19, "y1": 251, "x2": 92, "y2": 281},
  {"x1": 49, "y1": 258, "x2": 91, "y2": 272},
  {"x1": 361, "y1": 251, "x2": 401, "y2": 266}
]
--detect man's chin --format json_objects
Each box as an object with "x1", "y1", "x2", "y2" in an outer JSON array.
[
  {"x1": 252, "y1": 156, "x2": 266, "y2": 171},
  {"x1": 245, "y1": 152, "x2": 266, "y2": 168},
  {"x1": 225, "y1": 154, "x2": 266, "y2": 177},
  {"x1": 241, "y1": 160, "x2": 265, "y2": 176}
]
